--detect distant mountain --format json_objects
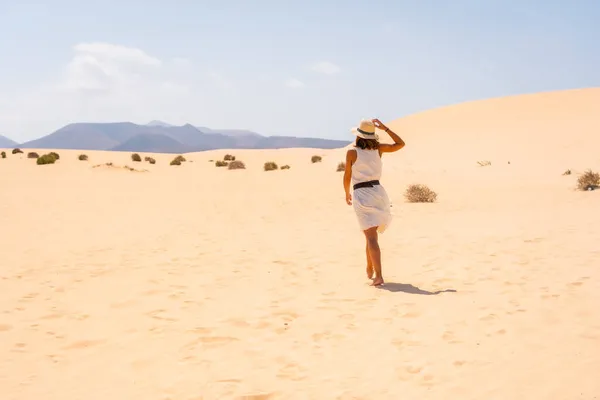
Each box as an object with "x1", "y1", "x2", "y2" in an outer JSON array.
[
  {"x1": 0, "y1": 134, "x2": 17, "y2": 148},
  {"x1": 146, "y1": 120, "x2": 173, "y2": 127},
  {"x1": 17, "y1": 122, "x2": 351, "y2": 153},
  {"x1": 20, "y1": 122, "x2": 146, "y2": 150},
  {"x1": 110, "y1": 133, "x2": 190, "y2": 153},
  {"x1": 196, "y1": 127, "x2": 263, "y2": 138}
]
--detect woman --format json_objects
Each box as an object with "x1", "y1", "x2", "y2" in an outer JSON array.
[{"x1": 343, "y1": 118, "x2": 405, "y2": 286}]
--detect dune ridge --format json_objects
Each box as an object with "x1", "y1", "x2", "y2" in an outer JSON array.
[{"x1": 1, "y1": 88, "x2": 599, "y2": 399}]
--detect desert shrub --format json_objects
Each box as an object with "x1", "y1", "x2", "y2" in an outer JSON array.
[
  {"x1": 12, "y1": 148, "x2": 23, "y2": 154},
  {"x1": 577, "y1": 169, "x2": 600, "y2": 191},
  {"x1": 37, "y1": 153, "x2": 57, "y2": 165},
  {"x1": 78, "y1": 154, "x2": 88, "y2": 161},
  {"x1": 336, "y1": 162, "x2": 346, "y2": 172},
  {"x1": 174, "y1": 155, "x2": 186, "y2": 163},
  {"x1": 131, "y1": 153, "x2": 142, "y2": 162},
  {"x1": 215, "y1": 160, "x2": 228, "y2": 167},
  {"x1": 1, "y1": 151, "x2": 6, "y2": 158},
  {"x1": 170, "y1": 158, "x2": 182, "y2": 166},
  {"x1": 264, "y1": 161, "x2": 278, "y2": 171},
  {"x1": 311, "y1": 155, "x2": 322, "y2": 163},
  {"x1": 144, "y1": 156, "x2": 156, "y2": 164},
  {"x1": 404, "y1": 184, "x2": 437, "y2": 203},
  {"x1": 48, "y1": 151, "x2": 59, "y2": 160},
  {"x1": 563, "y1": 169, "x2": 572, "y2": 176},
  {"x1": 27, "y1": 152, "x2": 39, "y2": 159},
  {"x1": 228, "y1": 160, "x2": 246, "y2": 170},
  {"x1": 281, "y1": 165, "x2": 291, "y2": 170},
  {"x1": 224, "y1": 154, "x2": 235, "y2": 161}
]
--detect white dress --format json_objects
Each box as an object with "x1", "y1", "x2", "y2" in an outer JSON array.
[{"x1": 351, "y1": 148, "x2": 392, "y2": 233}]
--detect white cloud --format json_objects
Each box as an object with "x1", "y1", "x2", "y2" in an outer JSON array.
[
  {"x1": 285, "y1": 78, "x2": 305, "y2": 89},
  {"x1": 0, "y1": 42, "x2": 221, "y2": 140},
  {"x1": 61, "y1": 42, "x2": 162, "y2": 93},
  {"x1": 311, "y1": 61, "x2": 341, "y2": 75}
]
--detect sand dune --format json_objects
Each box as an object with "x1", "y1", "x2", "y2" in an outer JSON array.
[{"x1": 1, "y1": 88, "x2": 600, "y2": 399}]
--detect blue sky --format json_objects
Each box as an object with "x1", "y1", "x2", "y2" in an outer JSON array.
[{"x1": 1, "y1": 0, "x2": 599, "y2": 142}]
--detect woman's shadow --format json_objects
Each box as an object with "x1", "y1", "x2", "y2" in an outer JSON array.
[{"x1": 377, "y1": 282, "x2": 457, "y2": 295}]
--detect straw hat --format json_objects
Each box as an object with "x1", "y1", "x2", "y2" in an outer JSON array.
[{"x1": 351, "y1": 119, "x2": 379, "y2": 140}]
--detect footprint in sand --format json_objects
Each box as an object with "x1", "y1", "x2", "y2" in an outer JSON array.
[
  {"x1": 238, "y1": 393, "x2": 276, "y2": 400},
  {"x1": 277, "y1": 363, "x2": 307, "y2": 381},
  {"x1": 63, "y1": 339, "x2": 106, "y2": 350},
  {"x1": 183, "y1": 336, "x2": 239, "y2": 350},
  {"x1": 146, "y1": 309, "x2": 178, "y2": 322},
  {"x1": 40, "y1": 313, "x2": 63, "y2": 320},
  {"x1": 110, "y1": 299, "x2": 137, "y2": 309}
]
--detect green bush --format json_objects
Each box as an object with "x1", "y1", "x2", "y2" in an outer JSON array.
[
  {"x1": 228, "y1": 160, "x2": 245, "y2": 170},
  {"x1": 37, "y1": 153, "x2": 57, "y2": 165},
  {"x1": 48, "y1": 151, "x2": 59, "y2": 160},
  {"x1": 404, "y1": 184, "x2": 437, "y2": 203},
  {"x1": 264, "y1": 161, "x2": 278, "y2": 171},
  {"x1": 577, "y1": 169, "x2": 600, "y2": 191}
]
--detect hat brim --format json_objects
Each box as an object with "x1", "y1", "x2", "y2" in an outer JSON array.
[{"x1": 351, "y1": 127, "x2": 379, "y2": 141}]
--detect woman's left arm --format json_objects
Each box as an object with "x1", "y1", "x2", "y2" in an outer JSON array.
[{"x1": 373, "y1": 118, "x2": 405, "y2": 153}]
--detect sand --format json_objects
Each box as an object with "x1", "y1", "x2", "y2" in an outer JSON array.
[{"x1": 1, "y1": 88, "x2": 600, "y2": 399}]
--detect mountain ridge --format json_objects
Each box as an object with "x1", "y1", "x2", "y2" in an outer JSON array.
[{"x1": 7, "y1": 122, "x2": 350, "y2": 153}]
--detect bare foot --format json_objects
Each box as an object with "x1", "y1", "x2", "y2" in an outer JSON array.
[
  {"x1": 366, "y1": 264, "x2": 374, "y2": 279},
  {"x1": 371, "y1": 277, "x2": 384, "y2": 286}
]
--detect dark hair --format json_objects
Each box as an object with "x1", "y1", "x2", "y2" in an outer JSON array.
[{"x1": 355, "y1": 137, "x2": 379, "y2": 150}]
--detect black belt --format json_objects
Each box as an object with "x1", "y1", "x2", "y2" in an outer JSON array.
[{"x1": 353, "y1": 180, "x2": 380, "y2": 190}]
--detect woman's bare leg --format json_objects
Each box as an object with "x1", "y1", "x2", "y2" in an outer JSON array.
[
  {"x1": 366, "y1": 241, "x2": 374, "y2": 279},
  {"x1": 364, "y1": 227, "x2": 383, "y2": 286}
]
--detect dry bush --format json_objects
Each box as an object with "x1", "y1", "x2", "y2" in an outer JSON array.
[
  {"x1": 174, "y1": 155, "x2": 186, "y2": 163},
  {"x1": 131, "y1": 153, "x2": 142, "y2": 162},
  {"x1": 264, "y1": 161, "x2": 278, "y2": 171},
  {"x1": 577, "y1": 169, "x2": 600, "y2": 191},
  {"x1": 336, "y1": 162, "x2": 346, "y2": 172},
  {"x1": 144, "y1": 156, "x2": 156, "y2": 164},
  {"x1": 27, "y1": 152, "x2": 39, "y2": 159},
  {"x1": 78, "y1": 154, "x2": 88, "y2": 161},
  {"x1": 170, "y1": 158, "x2": 182, "y2": 166},
  {"x1": 311, "y1": 155, "x2": 322, "y2": 163},
  {"x1": 224, "y1": 154, "x2": 235, "y2": 161},
  {"x1": 281, "y1": 165, "x2": 291, "y2": 170},
  {"x1": 1, "y1": 151, "x2": 6, "y2": 159},
  {"x1": 477, "y1": 160, "x2": 491, "y2": 167},
  {"x1": 215, "y1": 160, "x2": 228, "y2": 167},
  {"x1": 228, "y1": 160, "x2": 245, "y2": 170},
  {"x1": 563, "y1": 169, "x2": 572, "y2": 176},
  {"x1": 12, "y1": 148, "x2": 23, "y2": 154},
  {"x1": 37, "y1": 153, "x2": 57, "y2": 165},
  {"x1": 48, "y1": 151, "x2": 59, "y2": 160},
  {"x1": 404, "y1": 184, "x2": 438, "y2": 203}
]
